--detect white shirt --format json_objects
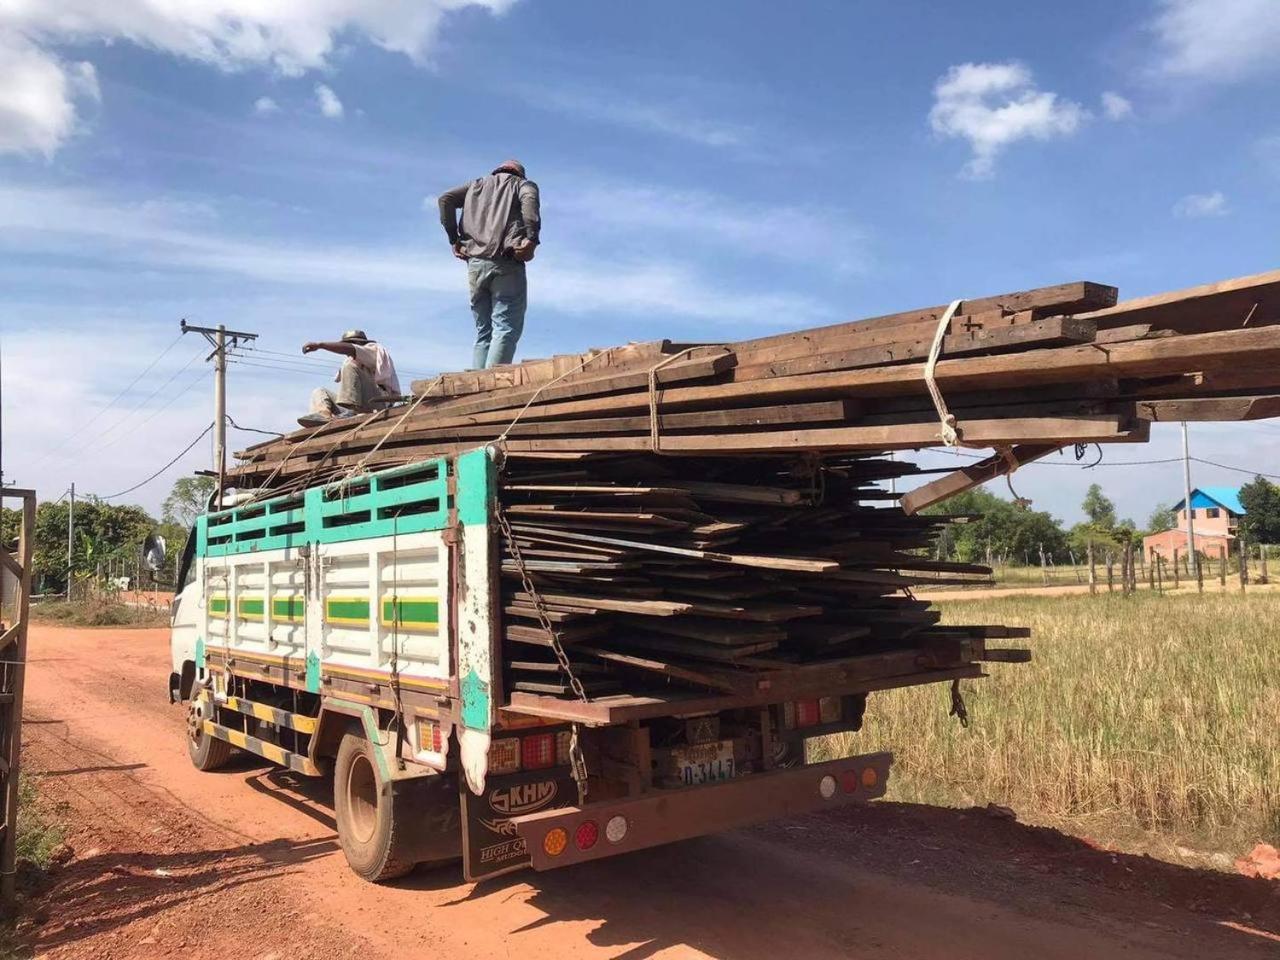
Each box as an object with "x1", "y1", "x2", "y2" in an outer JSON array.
[{"x1": 336, "y1": 341, "x2": 401, "y2": 395}]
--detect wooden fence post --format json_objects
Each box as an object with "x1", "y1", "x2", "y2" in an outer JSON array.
[
  {"x1": 1147, "y1": 548, "x2": 1156, "y2": 592},
  {"x1": 1260, "y1": 544, "x2": 1269, "y2": 584},
  {"x1": 1219, "y1": 544, "x2": 1227, "y2": 588},
  {"x1": 1038, "y1": 543, "x2": 1048, "y2": 585},
  {"x1": 1239, "y1": 536, "x2": 1249, "y2": 592},
  {"x1": 1106, "y1": 553, "x2": 1115, "y2": 593},
  {"x1": 1155, "y1": 553, "x2": 1164, "y2": 594},
  {"x1": 1088, "y1": 542, "x2": 1096, "y2": 596},
  {"x1": 1195, "y1": 549, "x2": 1204, "y2": 593},
  {"x1": 1173, "y1": 548, "x2": 1181, "y2": 588}
]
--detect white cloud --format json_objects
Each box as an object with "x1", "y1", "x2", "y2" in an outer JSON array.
[
  {"x1": 1172, "y1": 191, "x2": 1229, "y2": 218},
  {"x1": 252, "y1": 95, "x2": 280, "y2": 116},
  {"x1": 1100, "y1": 91, "x2": 1133, "y2": 120},
  {"x1": 527, "y1": 86, "x2": 750, "y2": 148},
  {"x1": 0, "y1": 33, "x2": 99, "y2": 157},
  {"x1": 928, "y1": 61, "x2": 1088, "y2": 178},
  {"x1": 314, "y1": 84, "x2": 343, "y2": 119},
  {"x1": 1151, "y1": 0, "x2": 1280, "y2": 83},
  {"x1": 0, "y1": 0, "x2": 515, "y2": 155},
  {"x1": 0, "y1": 183, "x2": 833, "y2": 326}
]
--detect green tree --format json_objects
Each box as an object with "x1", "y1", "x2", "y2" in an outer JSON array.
[
  {"x1": 1145, "y1": 502, "x2": 1177, "y2": 535},
  {"x1": 925, "y1": 488, "x2": 1069, "y2": 564},
  {"x1": 162, "y1": 475, "x2": 216, "y2": 528},
  {"x1": 1082, "y1": 483, "x2": 1117, "y2": 529},
  {"x1": 1239, "y1": 476, "x2": 1280, "y2": 544}
]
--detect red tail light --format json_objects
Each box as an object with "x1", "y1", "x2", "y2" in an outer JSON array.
[
  {"x1": 575, "y1": 820, "x2": 599, "y2": 850},
  {"x1": 840, "y1": 769, "x2": 859, "y2": 794},
  {"x1": 794, "y1": 699, "x2": 821, "y2": 728},
  {"x1": 522, "y1": 732, "x2": 555, "y2": 770}
]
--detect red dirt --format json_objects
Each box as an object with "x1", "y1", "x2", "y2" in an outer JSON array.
[{"x1": 18, "y1": 624, "x2": 1280, "y2": 959}]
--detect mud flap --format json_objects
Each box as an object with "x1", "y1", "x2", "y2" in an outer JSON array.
[
  {"x1": 455, "y1": 446, "x2": 499, "y2": 797},
  {"x1": 460, "y1": 767, "x2": 577, "y2": 881}
]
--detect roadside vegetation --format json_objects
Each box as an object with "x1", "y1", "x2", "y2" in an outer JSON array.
[
  {"x1": 0, "y1": 779, "x2": 66, "y2": 958},
  {"x1": 31, "y1": 598, "x2": 170, "y2": 628},
  {"x1": 822, "y1": 591, "x2": 1280, "y2": 861}
]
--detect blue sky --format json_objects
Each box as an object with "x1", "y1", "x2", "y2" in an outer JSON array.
[{"x1": 2, "y1": 0, "x2": 1278, "y2": 526}]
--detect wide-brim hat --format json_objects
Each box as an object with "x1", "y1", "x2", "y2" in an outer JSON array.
[{"x1": 340, "y1": 329, "x2": 370, "y2": 344}]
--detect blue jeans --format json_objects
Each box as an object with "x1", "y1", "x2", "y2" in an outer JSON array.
[{"x1": 468, "y1": 257, "x2": 527, "y2": 369}]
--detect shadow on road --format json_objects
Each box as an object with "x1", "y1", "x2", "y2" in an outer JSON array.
[
  {"x1": 433, "y1": 801, "x2": 1280, "y2": 960},
  {"x1": 33, "y1": 836, "x2": 339, "y2": 953}
]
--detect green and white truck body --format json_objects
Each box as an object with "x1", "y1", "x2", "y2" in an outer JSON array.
[{"x1": 170, "y1": 446, "x2": 913, "y2": 882}]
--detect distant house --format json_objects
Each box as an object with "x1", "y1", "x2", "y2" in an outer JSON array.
[{"x1": 1143, "y1": 486, "x2": 1244, "y2": 561}]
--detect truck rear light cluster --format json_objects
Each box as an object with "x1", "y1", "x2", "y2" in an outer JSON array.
[
  {"x1": 522, "y1": 733, "x2": 555, "y2": 770},
  {"x1": 543, "y1": 814, "x2": 628, "y2": 858},
  {"x1": 490, "y1": 729, "x2": 571, "y2": 775},
  {"x1": 835, "y1": 765, "x2": 879, "y2": 796},
  {"x1": 417, "y1": 718, "x2": 443, "y2": 753},
  {"x1": 782, "y1": 696, "x2": 843, "y2": 730}
]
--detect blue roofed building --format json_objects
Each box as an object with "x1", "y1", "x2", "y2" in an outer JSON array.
[{"x1": 1143, "y1": 487, "x2": 1244, "y2": 561}]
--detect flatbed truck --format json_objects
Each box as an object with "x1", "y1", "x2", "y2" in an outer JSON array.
[{"x1": 169, "y1": 446, "x2": 1010, "y2": 881}]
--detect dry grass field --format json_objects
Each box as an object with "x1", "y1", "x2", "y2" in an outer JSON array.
[{"x1": 822, "y1": 591, "x2": 1280, "y2": 862}]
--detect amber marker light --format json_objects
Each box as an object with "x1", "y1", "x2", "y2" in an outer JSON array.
[{"x1": 543, "y1": 827, "x2": 568, "y2": 857}]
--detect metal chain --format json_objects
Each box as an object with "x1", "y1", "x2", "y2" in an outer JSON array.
[
  {"x1": 493, "y1": 502, "x2": 589, "y2": 703},
  {"x1": 493, "y1": 499, "x2": 591, "y2": 796}
]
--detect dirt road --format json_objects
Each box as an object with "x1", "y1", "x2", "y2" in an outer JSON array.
[{"x1": 20, "y1": 625, "x2": 1280, "y2": 959}]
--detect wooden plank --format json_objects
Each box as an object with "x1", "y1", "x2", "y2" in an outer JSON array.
[
  {"x1": 728, "y1": 316, "x2": 1097, "y2": 382},
  {"x1": 899, "y1": 443, "x2": 1064, "y2": 515},
  {"x1": 1135, "y1": 395, "x2": 1280, "y2": 422}
]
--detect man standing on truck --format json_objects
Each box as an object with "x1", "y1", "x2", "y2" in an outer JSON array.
[
  {"x1": 298, "y1": 329, "x2": 401, "y2": 427},
  {"x1": 437, "y1": 160, "x2": 540, "y2": 370}
]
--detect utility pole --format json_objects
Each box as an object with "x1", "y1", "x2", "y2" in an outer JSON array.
[
  {"x1": 180, "y1": 320, "x2": 258, "y2": 507},
  {"x1": 65, "y1": 482, "x2": 75, "y2": 601},
  {"x1": 1181, "y1": 421, "x2": 1199, "y2": 581}
]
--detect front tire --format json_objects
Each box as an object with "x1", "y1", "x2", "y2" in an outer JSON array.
[{"x1": 187, "y1": 697, "x2": 232, "y2": 771}]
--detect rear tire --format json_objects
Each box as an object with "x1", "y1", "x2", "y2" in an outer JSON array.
[
  {"x1": 334, "y1": 733, "x2": 415, "y2": 882},
  {"x1": 187, "y1": 697, "x2": 232, "y2": 771}
]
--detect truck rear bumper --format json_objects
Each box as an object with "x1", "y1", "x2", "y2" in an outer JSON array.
[{"x1": 512, "y1": 751, "x2": 891, "y2": 871}]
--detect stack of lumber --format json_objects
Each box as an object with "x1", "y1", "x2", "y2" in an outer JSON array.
[
  {"x1": 496, "y1": 451, "x2": 1008, "y2": 697},
  {"x1": 228, "y1": 268, "x2": 1280, "y2": 701},
  {"x1": 231, "y1": 268, "x2": 1280, "y2": 494}
]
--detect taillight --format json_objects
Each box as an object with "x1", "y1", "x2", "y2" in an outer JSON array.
[
  {"x1": 555, "y1": 730, "x2": 573, "y2": 766},
  {"x1": 605, "y1": 815, "x2": 628, "y2": 844},
  {"x1": 522, "y1": 733, "x2": 555, "y2": 770},
  {"x1": 418, "y1": 719, "x2": 443, "y2": 753},
  {"x1": 575, "y1": 820, "x2": 599, "y2": 850},
  {"x1": 543, "y1": 828, "x2": 568, "y2": 857},
  {"x1": 862, "y1": 767, "x2": 878, "y2": 789},
  {"x1": 840, "y1": 769, "x2": 859, "y2": 794},
  {"x1": 490, "y1": 738, "x2": 520, "y2": 775},
  {"x1": 794, "y1": 699, "x2": 821, "y2": 728}
]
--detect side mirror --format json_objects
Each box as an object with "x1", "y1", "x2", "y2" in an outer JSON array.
[{"x1": 143, "y1": 532, "x2": 167, "y2": 572}]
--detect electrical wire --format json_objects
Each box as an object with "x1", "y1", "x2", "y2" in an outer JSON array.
[
  {"x1": 226, "y1": 415, "x2": 283, "y2": 439},
  {"x1": 100, "y1": 422, "x2": 213, "y2": 500},
  {"x1": 79, "y1": 345, "x2": 208, "y2": 454},
  {"x1": 32, "y1": 331, "x2": 186, "y2": 467},
  {"x1": 914, "y1": 445, "x2": 1280, "y2": 478}
]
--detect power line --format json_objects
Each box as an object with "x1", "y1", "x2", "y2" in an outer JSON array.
[
  {"x1": 100, "y1": 422, "x2": 213, "y2": 500},
  {"x1": 79, "y1": 345, "x2": 208, "y2": 454},
  {"x1": 913, "y1": 445, "x2": 1280, "y2": 477},
  {"x1": 32, "y1": 331, "x2": 186, "y2": 467}
]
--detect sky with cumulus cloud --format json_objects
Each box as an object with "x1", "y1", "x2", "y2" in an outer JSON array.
[{"x1": 2, "y1": 0, "x2": 1280, "y2": 526}]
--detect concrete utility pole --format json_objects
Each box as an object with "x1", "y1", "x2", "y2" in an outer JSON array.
[
  {"x1": 65, "y1": 482, "x2": 75, "y2": 601},
  {"x1": 180, "y1": 320, "x2": 258, "y2": 507},
  {"x1": 1180, "y1": 421, "x2": 1199, "y2": 580}
]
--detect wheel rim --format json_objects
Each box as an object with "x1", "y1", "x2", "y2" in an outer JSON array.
[
  {"x1": 346, "y1": 754, "x2": 379, "y2": 844},
  {"x1": 187, "y1": 700, "x2": 206, "y2": 746}
]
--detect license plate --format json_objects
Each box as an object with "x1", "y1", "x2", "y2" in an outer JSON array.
[{"x1": 674, "y1": 739, "x2": 735, "y2": 786}]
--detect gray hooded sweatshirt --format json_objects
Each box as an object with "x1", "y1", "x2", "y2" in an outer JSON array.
[{"x1": 438, "y1": 172, "x2": 541, "y2": 260}]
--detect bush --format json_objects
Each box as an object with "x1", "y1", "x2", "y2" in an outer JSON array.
[{"x1": 31, "y1": 599, "x2": 169, "y2": 628}]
